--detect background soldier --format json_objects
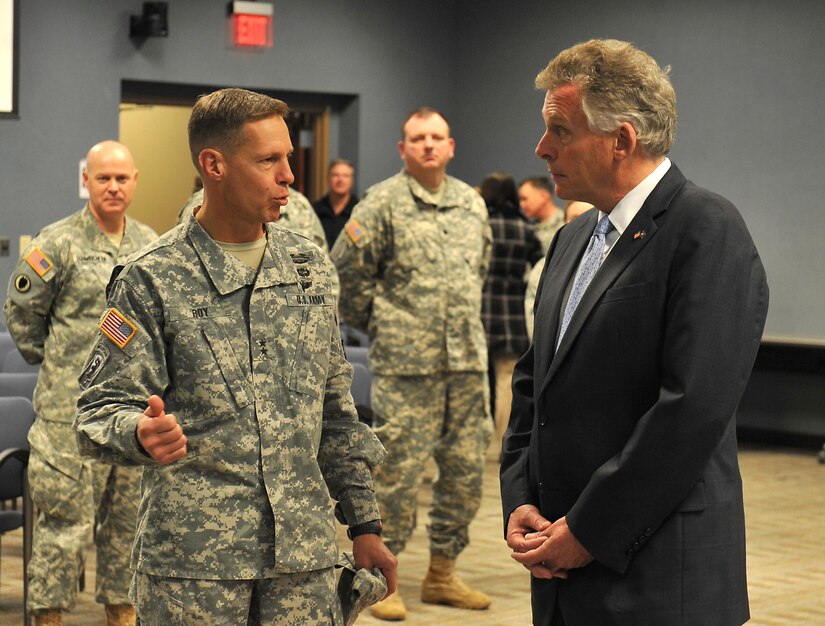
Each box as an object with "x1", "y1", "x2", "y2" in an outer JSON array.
[
  {"x1": 331, "y1": 107, "x2": 493, "y2": 621},
  {"x1": 4, "y1": 140, "x2": 156, "y2": 626},
  {"x1": 518, "y1": 176, "x2": 564, "y2": 254},
  {"x1": 75, "y1": 88, "x2": 396, "y2": 624}
]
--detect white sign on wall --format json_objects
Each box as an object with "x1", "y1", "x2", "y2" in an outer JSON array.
[{"x1": 0, "y1": 0, "x2": 17, "y2": 115}]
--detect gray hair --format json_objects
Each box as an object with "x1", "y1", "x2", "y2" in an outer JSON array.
[
  {"x1": 536, "y1": 39, "x2": 676, "y2": 156},
  {"x1": 188, "y1": 88, "x2": 289, "y2": 168}
]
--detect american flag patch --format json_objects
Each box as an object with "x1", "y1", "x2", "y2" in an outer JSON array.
[
  {"x1": 99, "y1": 308, "x2": 137, "y2": 349},
  {"x1": 345, "y1": 219, "x2": 365, "y2": 244},
  {"x1": 25, "y1": 247, "x2": 54, "y2": 277}
]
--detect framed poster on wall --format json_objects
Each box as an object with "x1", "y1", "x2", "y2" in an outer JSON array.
[{"x1": 1, "y1": 0, "x2": 18, "y2": 116}]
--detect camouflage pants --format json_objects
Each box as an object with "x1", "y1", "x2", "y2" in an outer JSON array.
[
  {"x1": 371, "y1": 371, "x2": 491, "y2": 559},
  {"x1": 27, "y1": 423, "x2": 141, "y2": 612},
  {"x1": 131, "y1": 568, "x2": 342, "y2": 625}
]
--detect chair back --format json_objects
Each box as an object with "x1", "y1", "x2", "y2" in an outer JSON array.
[
  {"x1": 0, "y1": 373, "x2": 38, "y2": 400},
  {"x1": 0, "y1": 332, "x2": 16, "y2": 368},
  {"x1": 345, "y1": 345, "x2": 369, "y2": 367},
  {"x1": 350, "y1": 362, "x2": 372, "y2": 409},
  {"x1": 0, "y1": 396, "x2": 34, "y2": 502},
  {"x1": 2, "y1": 348, "x2": 39, "y2": 373}
]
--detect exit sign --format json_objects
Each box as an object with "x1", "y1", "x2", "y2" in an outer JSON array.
[{"x1": 230, "y1": 2, "x2": 273, "y2": 48}]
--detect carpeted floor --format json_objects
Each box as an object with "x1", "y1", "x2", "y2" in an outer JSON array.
[{"x1": 0, "y1": 444, "x2": 822, "y2": 625}]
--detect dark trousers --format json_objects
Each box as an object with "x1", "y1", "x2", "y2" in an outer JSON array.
[{"x1": 531, "y1": 577, "x2": 565, "y2": 626}]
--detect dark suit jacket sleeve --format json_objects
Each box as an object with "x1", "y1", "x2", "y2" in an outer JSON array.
[
  {"x1": 499, "y1": 233, "x2": 558, "y2": 532},
  {"x1": 566, "y1": 192, "x2": 768, "y2": 573}
]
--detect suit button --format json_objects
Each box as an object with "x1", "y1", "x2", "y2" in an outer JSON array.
[{"x1": 644, "y1": 528, "x2": 653, "y2": 536}]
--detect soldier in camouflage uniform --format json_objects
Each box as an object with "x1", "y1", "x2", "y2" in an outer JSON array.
[
  {"x1": 331, "y1": 107, "x2": 493, "y2": 621},
  {"x1": 74, "y1": 89, "x2": 397, "y2": 626},
  {"x1": 3, "y1": 141, "x2": 156, "y2": 626},
  {"x1": 518, "y1": 176, "x2": 565, "y2": 254}
]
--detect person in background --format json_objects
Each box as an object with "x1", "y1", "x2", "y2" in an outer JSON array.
[
  {"x1": 313, "y1": 159, "x2": 359, "y2": 249},
  {"x1": 501, "y1": 39, "x2": 767, "y2": 626},
  {"x1": 563, "y1": 199, "x2": 593, "y2": 224},
  {"x1": 519, "y1": 176, "x2": 564, "y2": 253},
  {"x1": 479, "y1": 172, "x2": 544, "y2": 457},
  {"x1": 75, "y1": 88, "x2": 396, "y2": 624},
  {"x1": 332, "y1": 107, "x2": 492, "y2": 621},
  {"x1": 524, "y1": 199, "x2": 594, "y2": 339},
  {"x1": 4, "y1": 140, "x2": 156, "y2": 626}
]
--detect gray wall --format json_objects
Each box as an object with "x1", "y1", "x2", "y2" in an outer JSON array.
[
  {"x1": 2, "y1": 0, "x2": 825, "y2": 341},
  {"x1": 0, "y1": 0, "x2": 461, "y2": 293},
  {"x1": 448, "y1": 0, "x2": 825, "y2": 341}
]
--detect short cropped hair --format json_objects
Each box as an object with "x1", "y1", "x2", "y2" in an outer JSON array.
[
  {"x1": 536, "y1": 39, "x2": 676, "y2": 156},
  {"x1": 400, "y1": 107, "x2": 450, "y2": 139},
  {"x1": 328, "y1": 158, "x2": 354, "y2": 173},
  {"x1": 519, "y1": 176, "x2": 554, "y2": 195},
  {"x1": 188, "y1": 88, "x2": 289, "y2": 168}
]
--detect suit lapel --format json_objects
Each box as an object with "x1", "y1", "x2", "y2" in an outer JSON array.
[
  {"x1": 533, "y1": 212, "x2": 596, "y2": 379},
  {"x1": 539, "y1": 165, "x2": 687, "y2": 396}
]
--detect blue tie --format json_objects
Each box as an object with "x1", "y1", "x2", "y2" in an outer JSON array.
[{"x1": 557, "y1": 215, "x2": 613, "y2": 347}]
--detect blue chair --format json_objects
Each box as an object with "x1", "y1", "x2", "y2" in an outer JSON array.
[
  {"x1": 0, "y1": 396, "x2": 35, "y2": 625},
  {"x1": 340, "y1": 324, "x2": 369, "y2": 347},
  {"x1": 350, "y1": 362, "x2": 372, "y2": 409},
  {"x1": 0, "y1": 333, "x2": 16, "y2": 368},
  {"x1": 0, "y1": 373, "x2": 38, "y2": 400},
  {"x1": 345, "y1": 345, "x2": 369, "y2": 368},
  {"x1": 2, "y1": 349, "x2": 39, "y2": 374}
]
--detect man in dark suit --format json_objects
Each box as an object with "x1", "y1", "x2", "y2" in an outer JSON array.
[{"x1": 500, "y1": 39, "x2": 768, "y2": 626}]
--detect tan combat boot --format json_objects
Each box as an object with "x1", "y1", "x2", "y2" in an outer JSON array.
[
  {"x1": 421, "y1": 554, "x2": 491, "y2": 610},
  {"x1": 370, "y1": 590, "x2": 407, "y2": 621},
  {"x1": 105, "y1": 604, "x2": 136, "y2": 626},
  {"x1": 34, "y1": 609, "x2": 63, "y2": 626}
]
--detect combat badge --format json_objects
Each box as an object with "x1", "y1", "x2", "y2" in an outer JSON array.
[
  {"x1": 290, "y1": 253, "x2": 313, "y2": 289},
  {"x1": 14, "y1": 274, "x2": 31, "y2": 293},
  {"x1": 25, "y1": 247, "x2": 53, "y2": 277},
  {"x1": 99, "y1": 307, "x2": 137, "y2": 349},
  {"x1": 79, "y1": 344, "x2": 110, "y2": 389}
]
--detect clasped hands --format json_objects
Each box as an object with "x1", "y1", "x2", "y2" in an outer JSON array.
[{"x1": 506, "y1": 504, "x2": 593, "y2": 579}]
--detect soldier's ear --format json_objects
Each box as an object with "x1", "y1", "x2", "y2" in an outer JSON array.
[{"x1": 199, "y1": 149, "x2": 224, "y2": 181}]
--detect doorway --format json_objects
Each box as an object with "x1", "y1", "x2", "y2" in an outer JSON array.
[{"x1": 119, "y1": 79, "x2": 347, "y2": 235}]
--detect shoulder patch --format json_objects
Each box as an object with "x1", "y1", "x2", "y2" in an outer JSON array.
[
  {"x1": 25, "y1": 247, "x2": 54, "y2": 277},
  {"x1": 14, "y1": 274, "x2": 31, "y2": 293},
  {"x1": 99, "y1": 308, "x2": 137, "y2": 349},
  {"x1": 79, "y1": 344, "x2": 110, "y2": 389},
  {"x1": 345, "y1": 219, "x2": 365, "y2": 244}
]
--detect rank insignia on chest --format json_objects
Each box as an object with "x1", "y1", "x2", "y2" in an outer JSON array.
[
  {"x1": 99, "y1": 307, "x2": 137, "y2": 349},
  {"x1": 345, "y1": 219, "x2": 365, "y2": 244},
  {"x1": 25, "y1": 247, "x2": 54, "y2": 277}
]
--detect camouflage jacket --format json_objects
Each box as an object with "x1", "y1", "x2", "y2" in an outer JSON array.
[
  {"x1": 75, "y1": 215, "x2": 385, "y2": 578},
  {"x1": 178, "y1": 187, "x2": 338, "y2": 298},
  {"x1": 533, "y1": 210, "x2": 565, "y2": 254},
  {"x1": 4, "y1": 205, "x2": 155, "y2": 452},
  {"x1": 331, "y1": 170, "x2": 492, "y2": 375}
]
